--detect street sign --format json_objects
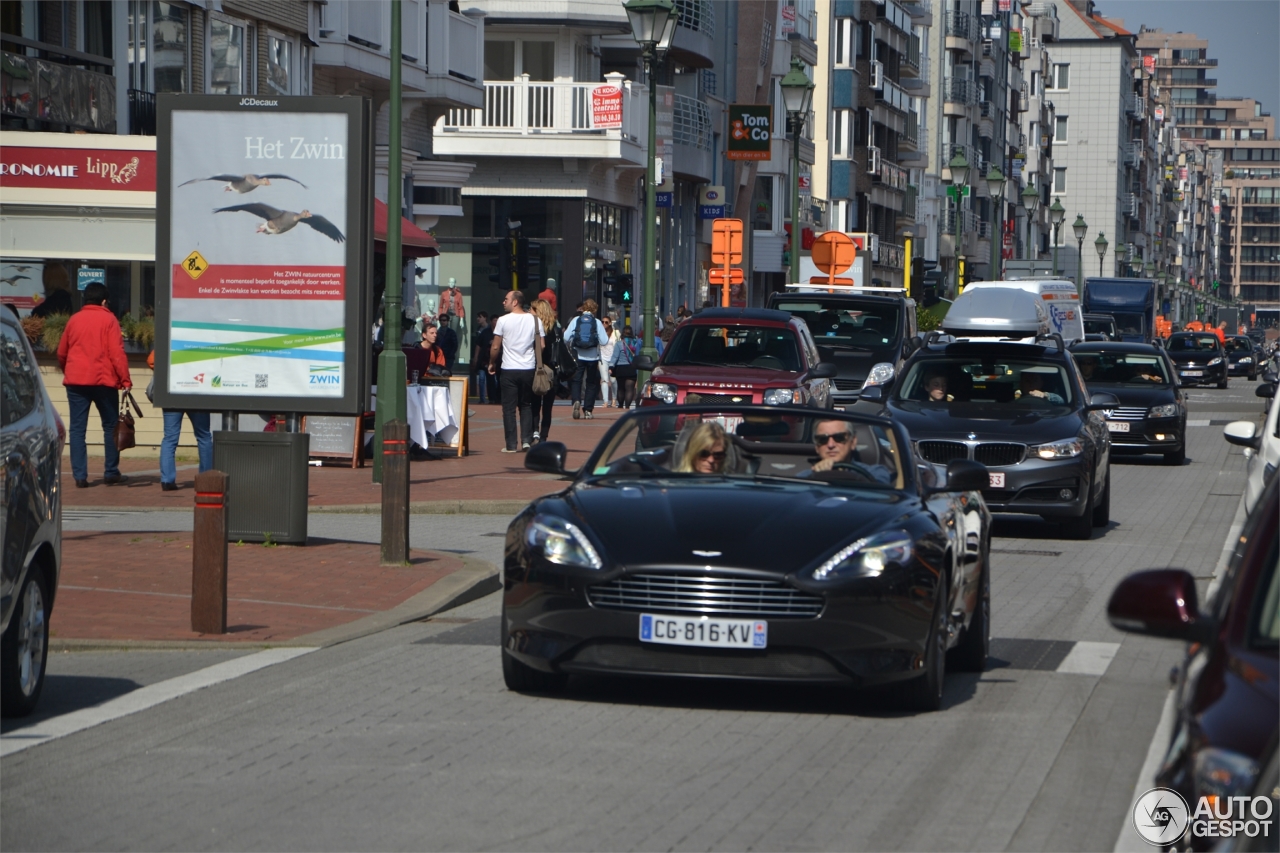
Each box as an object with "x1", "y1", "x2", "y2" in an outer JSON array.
[
  {"x1": 709, "y1": 268, "x2": 744, "y2": 285},
  {"x1": 711, "y1": 219, "x2": 743, "y2": 264},
  {"x1": 699, "y1": 185, "x2": 725, "y2": 219},
  {"x1": 811, "y1": 231, "x2": 856, "y2": 275},
  {"x1": 727, "y1": 104, "x2": 772, "y2": 161}
]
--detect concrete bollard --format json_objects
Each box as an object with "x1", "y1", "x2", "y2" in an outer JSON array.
[
  {"x1": 192, "y1": 470, "x2": 229, "y2": 634},
  {"x1": 381, "y1": 420, "x2": 410, "y2": 565}
]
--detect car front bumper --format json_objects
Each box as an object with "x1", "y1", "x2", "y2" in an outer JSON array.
[
  {"x1": 971, "y1": 456, "x2": 1092, "y2": 518},
  {"x1": 1105, "y1": 417, "x2": 1184, "y2": 454},
  {"x1": 1227, "y1": 361, "x2": 1255, "y2": 376},
  {"x1": 502, "y1": 564, "x2": 940, "y2": 686},
  {"x1": 1173, "y1": 363, "x2": 1227, "y2": 385}
]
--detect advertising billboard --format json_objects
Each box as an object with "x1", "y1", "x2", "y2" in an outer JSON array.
[
  {"x1": 727, "y1": 105, "x2": 772, "y2": 161},
  {"x1": 153, "y1": 95, "x2": 372, "y2": 415}
]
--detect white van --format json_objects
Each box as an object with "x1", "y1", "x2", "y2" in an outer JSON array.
[{"x1": 961, "y1": 279, "x2": 1084, "y2": 344}]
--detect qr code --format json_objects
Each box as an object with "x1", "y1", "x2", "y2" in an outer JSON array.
[{"x1": 255, "y1": 374, "x2": 268, "y2": 389}]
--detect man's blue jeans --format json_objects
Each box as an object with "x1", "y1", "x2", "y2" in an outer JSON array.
[
  {"x1": 66, "y1": 385, "x2": 120, "y2": 483},
  {"x1": 161, "y1": 410, "x2": 213, "y2": 485}
]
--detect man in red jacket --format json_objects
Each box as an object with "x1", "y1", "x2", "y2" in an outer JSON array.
[{"x1": 57, "y1": 282, "x2": 132, "y2": 488}]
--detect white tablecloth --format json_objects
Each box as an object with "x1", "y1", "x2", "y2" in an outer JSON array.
[{"x1": 406, "y1": 385, "x2": 458, "y2": 447}]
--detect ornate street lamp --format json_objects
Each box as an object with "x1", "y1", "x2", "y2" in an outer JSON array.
[
  {"x1": 1095, "y1": 231, "x2": 1109, "y2": 278},
  {"x1": 943, "y1": 151, "x2": 971, "y2": 293},
  {"x1": 1049, "y1": 199, "x2": 1065, "y2": 277},
  {"x1": 1020, "y1": 182, "x2": 1040, "y2": 262},
  {"x1": 986, "y1": 165, "x2": 1006, "y2": 279},
  {"x1": 779, "y1": 57, "x2": 815, "y2": 287},
  {"x1": 625, "y1": 0, "x2": 676, "y2": 379},
  {"x1": 1072, "y1": 214, "x2": 1088, "y2": 289}
]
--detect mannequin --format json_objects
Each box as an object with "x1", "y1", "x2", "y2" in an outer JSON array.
[{"x1": 438, "y1": 277, "x2": 466, "y2": 354}]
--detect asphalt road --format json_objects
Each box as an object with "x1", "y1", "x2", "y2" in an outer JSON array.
[{"x1": 1, "y1": 386, "x2": 1265, "y2": 852}]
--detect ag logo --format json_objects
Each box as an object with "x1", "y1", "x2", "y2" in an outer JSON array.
[{"x1": 1132, "y1": 787, "x2": 1189, "y2": 846}]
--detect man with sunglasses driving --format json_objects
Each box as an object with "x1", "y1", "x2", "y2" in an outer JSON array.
[{"x1": 800, "y1": 419, "x2": 892, "y2": 483}]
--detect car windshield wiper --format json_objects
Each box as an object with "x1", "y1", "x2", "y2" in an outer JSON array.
[{"x1": 667, "y1": 359, "x2": 730, "y2": 368}]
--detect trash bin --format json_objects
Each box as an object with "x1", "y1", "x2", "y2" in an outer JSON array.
[{"x1": 212, "y1": 431, "x2": 310, "y2": 544}]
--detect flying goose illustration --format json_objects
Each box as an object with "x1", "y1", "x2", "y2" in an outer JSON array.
[
  {"x1": 214, "y1": 203, "x2": 345, "y2": 243},
  {"x1": 2, "y1": 274, "x2": 31, "y2": 286},
  {"x1": 181, "y1": 173, "x2": 308, "y2": 193}
]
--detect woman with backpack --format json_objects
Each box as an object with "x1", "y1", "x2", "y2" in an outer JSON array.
[
  {"x1": 529, "y1": 298, "x2": 561, "y2": 443},
  {"x1": 610, "y1": 324, "x2": 641, "y2": 409},
  {"x1": 566, "y1": 298, "x2": 609, "y2": 419}
]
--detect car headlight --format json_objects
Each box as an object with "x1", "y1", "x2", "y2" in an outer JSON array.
[
  {"x1": 1208, "y1": 356, "x2": 1224, "y2": 366},
  {"x1": 764, "y1": 387, "x2": 803, "y2": 405},
  {"x1": 524, "y1": 514, "x2": 603, "y2": 570},
  {"x1": 642, "y1": 381, "x2": 677, "y2": 404},
  {"x1": 1149, "y1": 403, "x2": 1179, "y2": 418},
  {"x1": 810, "y1": 530, "x2": 914, "y2": 581},
  {"x1": 1195, "y1": 747, "x2": 1259, "y2": 800},
  {"x1": 861, "y1": 362, "x2": 896, "y2": 388},
  {"x1": 1029, "y1": 439, "x2": 1083, "y2": 459},
  {"x1": 1240, "y1": 356, "x2": 1253, "y2": 364}
]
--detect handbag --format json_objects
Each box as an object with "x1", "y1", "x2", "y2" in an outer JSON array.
[
  {"x1": 532, "y1": 320, "x2": 555, "y2": 396},
  {"x1": 115, "y1": 389, "x2": 143, "y2": 452}
]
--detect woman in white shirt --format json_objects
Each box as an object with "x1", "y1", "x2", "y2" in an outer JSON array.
[
  {"x1": 488, "y1": 289, "x2": 543, "y2": 452},
  {"x1": 598, "y1": 316, "x2": 618, "y2": 407}
]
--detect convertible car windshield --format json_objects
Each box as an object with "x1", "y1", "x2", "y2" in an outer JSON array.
[
  {"x1": 895, "y1": 358, "x2": 1076, "y2": 407},
  {"x1": 1073, "y1": 352, "x2": 1172, "y2": 386},
  {"x1": 590, "y1": 409, "x2": 904, "y2": 488},
  {"x1": 664, "y1": 326, "x2": 802, "y2": 371}
]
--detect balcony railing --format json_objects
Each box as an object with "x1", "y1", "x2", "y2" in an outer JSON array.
[
  {"x1": 128, "y1": 89, "x2": 156, "y2": 136},
  {"x1": 873, "y1": 159, "x2": 910, "y2": 191},
  {"x1": 319, "y1": 2, "x2": 482, "y2": 87},
  {"x1": 673, "y1": 94, "x2": 712, "y2": 151},
  {"x1": 1173, "y1": 56, "x2": 1218, "y2": 66},
  {"x1": 944, "y1": 77, "x2": 977, "y2": 106},
  {"x1": 903, "y1": 111, "x2": 919, "y2": 146},
  {"x1": 945, "y1": 10, "x2": 977, "y2": 42},
  {"x1": 675, "y1": 0, "x2": 715, "y2": 37},
  {"x1": 903, "y1": 35, "x2": 921, "y2": 76},
  {"x1": 877, "y1": 77, "x2": 912, "y2": 113},
  {"x1": 0, "y1": 48, "x2": 116, "y2": 132},
  {"x1": 441, "y1": 77, "x2": 647, "y2": 142}
]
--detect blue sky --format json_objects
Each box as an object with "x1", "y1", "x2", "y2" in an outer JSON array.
[{"x1": 1103, "y1": 0, "x2": 1279, "y2": 120}]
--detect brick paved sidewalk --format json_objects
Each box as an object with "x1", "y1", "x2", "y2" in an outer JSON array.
[
  {"x1": 62, "y1": 403, "x2": 627, "y2": 510},
  {"x1": 53, "y1": 531, "x2": 474, "y2": 645}
]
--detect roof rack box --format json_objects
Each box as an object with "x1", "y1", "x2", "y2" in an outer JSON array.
[
  {"x1": 962, "y1": 279, "x2": 1084, "y2": 344},
  {"x1": 942, "y1": 287, "x2": 1051, "y2": 341}
]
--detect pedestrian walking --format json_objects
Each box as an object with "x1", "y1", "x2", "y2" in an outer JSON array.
[
  {"x1": 566, "y1": 298, "x2": 609, "y2": 420},
  {"x1": 147, "y1": 350, "x2": 213, "y2": 491},
  {"x1": 599, "y1": 316, "x2": 617, "y2": 407},
  {"x1": 56, "y1": 282, "x2": 132, "y2": 488},
  {"x1": 472, "y1": 312, "x2": 495, "y2": 403},
  {"x1": 610, "y1": 324, "x2": 640, "y2": 408},
  {"x1": 489, "y1": 289, "x2": 543, "y2": 452},
  {"x1": 529, "y1": 298, "x2": 562, "y2": 443}
]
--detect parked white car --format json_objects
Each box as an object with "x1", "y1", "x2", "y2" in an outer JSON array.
[{"x1": 1223, "y1": 381, "x2": 1280, "y2": 513}]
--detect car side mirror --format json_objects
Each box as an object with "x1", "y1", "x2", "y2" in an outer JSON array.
[
  {"x1": 943, "y1": 458, "x2": 989, "y2": 492},
  {"x1": 1223, "y1": 421, "x2": 1262, "y2": 450},
  {"x1": 859, "y1": 384, "x2": 885, "y2": 403},
  {"x1": 810, "y1": 362, "x2": 838, "y2": 379},
  {"x1": 1107, "y1": 568, "x2": 1215, "y2": 643},
  {"x1": 525, "y1": 441, "x2": 569, "y2": 476},
  {"x1": 1086, "y1": 391, "x2": 1121, "y2": 410},
  {"x1": 633, "y1": 354, "x2": 656, "y2": 371},
  {"x1": 1257, "y1": 383, "x2": 1275, "y2": 399}
]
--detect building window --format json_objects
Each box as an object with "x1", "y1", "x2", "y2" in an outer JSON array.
[
  {"x1": 831, "y1": 199, "x2": 850, "y2": 233},
  {"x1": 1030, "y1": 71, "x2": 1040, "y2": 97},
  {"x1": 753, "y1": 175, "x2": 774, "y2": 231},
  {"x1": 267, "y1": 33, "x2": 294, "y2": 94},
  {"x1": 1054, "y1": 116, "x2": 1067, "y2": 143},
  {"x1": 208, "y1": 13, "x2": 250, "y2": 95},
  {"x1": 1053, "y1": 167, "x2": 1067, "y2": 194},
  {"x1": 1049, "y1": 63, "x2": 1069, "y2": 90},
  {"x1": 126, "y1": 1, "x2": 189, "y2": 93},
  {"x1": 833, "y1": 18, "x2": 854, "y2": 67},
  {"x1": 831, "y1": 109, "x2": 853, "y2": 158}
]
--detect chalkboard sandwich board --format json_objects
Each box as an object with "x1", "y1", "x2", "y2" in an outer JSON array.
[{"x1": 303, "y1": 415, "x2": 364, "y2": 467}]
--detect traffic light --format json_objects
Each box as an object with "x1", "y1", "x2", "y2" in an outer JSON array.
[
  {"x1": 517, "y1": 238, "x2": 542, "y2": 290},
  {"x1": 487, "y1": 239, "x2": 516, "y2": 286},
  {"x1": 617, "y1": 274, "x2": 634, "y2": 305},
  {"x1": 602, "y1": 260, "x2": 622, "y2": 301},
  {"x1": 922, "y1": 270, "x2": 946, "y2": 307},
  {"x1": 909, "y1": 259, "x2": 938, "y2": 301}
]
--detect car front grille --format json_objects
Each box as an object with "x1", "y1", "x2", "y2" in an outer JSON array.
[
  {"x1": 833, "y1": 378, "x2": 863, "y2": 392},
  {"x1": 918, "y1": 440, "x2": 969, "y2": 464},
  {"x1": 1104, "y1": 407, "x2": 1148, "y2": 421},
  {"x1": 587, "y1": 572, "x2": 824, "y2": 618},
  {"x1": 974, "y1": 442, "x2": 1026, "y2": 467},
  {"x1": 682, "y1": 392, "x2": 753, "y2": 404}
]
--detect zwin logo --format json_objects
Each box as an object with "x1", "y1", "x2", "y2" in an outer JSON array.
[{"x1": 308, "y1": 365, "x2": 340, "y2": 386}]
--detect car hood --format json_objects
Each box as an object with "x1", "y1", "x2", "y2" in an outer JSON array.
[
  {"x1": 1081, "y1": 383, "x2": 1177, "y2": 407},
  {"x1": 559, "y1": 479, "x2": 911, "y2": 571},
  {"x1": 1167, "y1": 351, "x2": 1220, "y2": 364},
  {"x1": 885, "y1": 400, "x2": 1085, "y2": 443},
  {"x1": 652, "y1": 364, "x2": 801, "y2": 388}
]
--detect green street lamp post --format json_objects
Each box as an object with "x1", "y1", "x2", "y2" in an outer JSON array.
[
  {"x1": 942, "y1": 151, "x2": 971, "y2": 294},
  {"x1": 1095, "y1": 231, "x2": 1109, "y2": 278},
  {"x1": 1020, "y1": 182, "x2": 1039, "y2": 261},
  {"x1": 1049, "y1": 199, "x2": 1065, "y2": 277},
  {"x1": 779, "y1": 57, "x2": 815, "y2": 286},
  {"x1": 986, "y1": 165, "x2": 1006, "y2": 280},
  {"x1": 625, "y1": 0, "x2": 676, "y2": 380},
  {"x1": 1072, "y1": 214, "x2": 1087, "y2": 290}
]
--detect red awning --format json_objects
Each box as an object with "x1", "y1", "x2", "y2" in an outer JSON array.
[{"x1": 374, "y1": 198, "x2": 439, "y2": 258}]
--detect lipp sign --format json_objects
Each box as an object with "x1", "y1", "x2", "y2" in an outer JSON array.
[
  {"x1": 592, "y1": 86, "x2": 623, "y2": 129},
  {"x1": 0, "y1": 147, "x2": 157, "y2": 192}
]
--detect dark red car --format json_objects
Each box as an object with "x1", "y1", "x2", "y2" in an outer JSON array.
[
  {"x1": 636, "y1": 308, "x2": 837, "y2": 409},
  {"x1": 1108, "y1": 475, "x2": 1278, "y2": 851}
]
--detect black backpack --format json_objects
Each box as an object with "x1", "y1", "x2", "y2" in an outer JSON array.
[{"x1": 573, "y1": 312, "x2": 599, "y2": 349}]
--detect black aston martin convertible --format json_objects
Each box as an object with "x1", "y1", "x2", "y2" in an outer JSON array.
[{"x1": 502, "y1": 405, "x2": 994, "y2": 712}]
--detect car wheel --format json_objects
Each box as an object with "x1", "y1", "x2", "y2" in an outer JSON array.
[
  {"x1": 1061, "y1": 487, "x2": 1094, "y2": 541},
  {"x1": 1164, "y1": 445, "x2": 1186, "y2": 465},
  {"x1": 948, "y1": 555, "x2": 988, "y2": 673},
  {"x1": 1218, "y1": 376, "x2": 1229, "y2": 389},
  {"x1": 1, "y1": 571, "x2": 49, "y2": 718},
  {"x1": 1091, "y1": 471, "x2": 1111, "y2": 527},
  {"x1": 895, "y1": 578, "x2": 947, "y2": 712},
  {"x1": 1250, "y1": 371, "x2": 1258, "y2": 382}
]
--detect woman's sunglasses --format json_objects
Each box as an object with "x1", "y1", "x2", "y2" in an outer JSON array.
[{"x1": 697, "y1": 449, "x2": 727, "y2": 460}]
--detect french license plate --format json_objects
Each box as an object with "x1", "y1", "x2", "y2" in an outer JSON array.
[
  {"x1": 639, "y1": 614, "x2": 767, "y2": 649},
  {"x1": 1106, "y1": 421, "x2": 1131, "y2": 432},
  {"x1": 988, "y1": 472, "x2": 1006, "y2": 488},
  {"x1": 1181, "y1": 370, "x2": 1203, "y2": 377}
]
